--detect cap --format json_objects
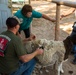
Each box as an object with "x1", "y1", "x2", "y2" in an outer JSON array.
[{"x1": 6, "y1": 16, "x2": 21, "y2": 28}]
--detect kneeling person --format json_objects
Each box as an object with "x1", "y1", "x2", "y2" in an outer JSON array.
[{"x1": 0, "y1": 17, "x2": 43, "y2": 75}]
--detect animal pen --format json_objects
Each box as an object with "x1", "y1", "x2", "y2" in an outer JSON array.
[{"x1": 52, "y1": 0, "x2": 76, "y2": 40}]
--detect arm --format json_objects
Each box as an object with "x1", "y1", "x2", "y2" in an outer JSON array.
[
  {"x1": 42, "y1": 14, "x2": 56, "y2": 22},
  {"x1": 19, "y1": 48, "x2": 43, "y2": 63},
  {"x1": 15, "y1": 37, "x2": 43, "y2": 63},
  {"x1": 32, "y1": 10, "x2": 56, "y2": 22}
]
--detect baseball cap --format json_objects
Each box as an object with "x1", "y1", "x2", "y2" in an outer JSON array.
[{"x1": 6, "y1": 16, "x2": 21, "y2": 28}]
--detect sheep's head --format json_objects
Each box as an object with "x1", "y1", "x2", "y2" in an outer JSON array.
[
  {"x1": 24, "y1": 39, "x2": 46, "y2": 54},
  {"x1": 32, "y1": 39, "x2": 50, "y2": 48},
  {"x1": 24, "y1": 39, "x2": 53, "y2": 54},
  {"x1": 63, "y1": 36, "x2": 73, "y2": 60}
]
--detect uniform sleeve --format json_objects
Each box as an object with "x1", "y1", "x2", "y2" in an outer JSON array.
[
  {"x1": 32, "y1": 10, "x2": 42, "y2": 18},
  {"x1": 14, "y1": 37, "x2": 27, "y2": 56}
]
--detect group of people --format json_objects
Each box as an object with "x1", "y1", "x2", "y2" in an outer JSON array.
[
  {"x1": 0, "y1": 4, "x2": 56, "y2": 75},
  {"x1": 0, "y1": 3, "x2": 76, "y2": 75},
  {"x1": 14, "y1": 4, "x2": 56, "y2": 41}
]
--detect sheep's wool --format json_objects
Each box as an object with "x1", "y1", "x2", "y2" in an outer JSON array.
[{"x1": 24, "y1": 39, "x2": 65, "y2": 66}]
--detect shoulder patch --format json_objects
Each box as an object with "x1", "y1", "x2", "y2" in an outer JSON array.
[{"x1": 0, "y1": 35, "x2": 11, "y2": 57}]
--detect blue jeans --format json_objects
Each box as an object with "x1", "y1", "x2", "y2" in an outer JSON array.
[
  {"x1": 73, "y1": 45, "x2": 76, "y2": 58},
  {"x1": 9, "y1": 58, "x2": 36, "y2": 75}
]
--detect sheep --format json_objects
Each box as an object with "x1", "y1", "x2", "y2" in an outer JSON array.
[{"x1": 24, "y1": 36, "x2": 73, "y2": 75}]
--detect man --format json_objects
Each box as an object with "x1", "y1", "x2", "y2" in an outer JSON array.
[
  {"x1": 14, "y1": 4, "x2": 56, "y2": 41},
  {"x1": 0, "y1": 17, "x2": 43, "y2": 75}
]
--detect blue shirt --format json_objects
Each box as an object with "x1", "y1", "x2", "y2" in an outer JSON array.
[{"x1": 14, "y1": 9, "x2": 42, "y2": 31}]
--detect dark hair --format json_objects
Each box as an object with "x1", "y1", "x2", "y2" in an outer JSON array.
[
  {"x1": 21, "y1": 4, "x2": 32, "y2": 16},
  {"x1": 6, "y1": 17, "x2": 19, "y2": 28}
]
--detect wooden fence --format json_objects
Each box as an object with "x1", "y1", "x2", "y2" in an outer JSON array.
[{"x1": 52, "y1": 0, "x2": 76, "y2": 40}]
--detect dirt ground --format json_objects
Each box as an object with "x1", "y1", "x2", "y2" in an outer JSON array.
[{"x1": 29, "y1": 1, "x2": 76, "y2": 75}]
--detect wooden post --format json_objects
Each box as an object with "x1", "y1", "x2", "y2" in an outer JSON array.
[
  {"x1": 55, "y1": 4, "x2": 60, "y2": 41},
  {"x1": 52, "y1": 0, "x2": 76, "y2": 41},
  {"x1": 28, "y1": 0, "x2": 31, "y2": 4}
]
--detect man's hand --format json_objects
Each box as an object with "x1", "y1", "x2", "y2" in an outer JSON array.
[{"x1": 35, "y1": 48, "x2": 44, "y2": 55}]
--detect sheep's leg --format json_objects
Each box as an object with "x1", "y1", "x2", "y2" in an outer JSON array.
[
  {"x1": 58, "y1": 64, "x2": 61, "y2": 75},
  {"x1": 60, "y1": 62, "x2": 64, "y2": 73},
  {"x1": 60, "y1": 59, "x2": 68, "y2": 73},
  {"x1": 53, "y1": 62, "x2": 58, "y2": 75},
  {"x1": 58, "y1": 62, "x2": 64, "y2": 75}
]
